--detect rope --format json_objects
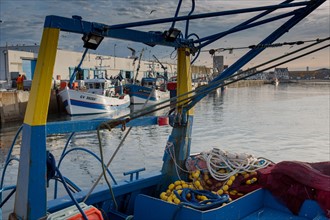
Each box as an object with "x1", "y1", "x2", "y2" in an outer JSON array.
[
  {"x1": 202, "y1": 148, "x2": 271, "y2": 181},
  {"x1": 84, "y1": 90, "x2": 155, "y2": 204},
  {"x1": 47, "y1": 152, "x2": 88, "y2": 220},
  {"x1": 55, "y1": 166, "x2": 88, "y2": 220},
  {"x1": 83, "y1": 126, "x2": 132, "y2": 204},
  {"x1": 96, "y1": 124, "x2": 119, "y2": 210},
  {"x1": 0, "y1": 187, "x2": 16, "y2": 208},
  {"x1": 173, "y1": 188, "x2": 230, "y2": 210},
  {"x1": 165, "y1": 142, "x2": 190, "y2": 181}
]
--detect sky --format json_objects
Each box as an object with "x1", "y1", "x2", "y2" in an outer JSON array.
[{"x1": 0, "y1": 0, "x2": 329, "y2": 71}]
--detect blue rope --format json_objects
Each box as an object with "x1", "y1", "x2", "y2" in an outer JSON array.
[
  {"x1": 53, "y1": 147, "x2": 117, "y2": 199},
  {"x1": 54, "y1": 132, "x2": 75, "y2": 199},
  {"x1": 58, "y1": 147, "x2": 117, "y2": 184},
  {"x1": 173, "y1": 188, "x2": 229, "y2": 211},
  {"x1": 171, "y1": 0, "x2": 183, "y2": 29},
  {"x1": 55, "y1": 166, "x2": 88, "y2": 220},
  {"x1": 0, "y1": 187, "x2": 16, "y2": 208},
  {"x1": 47, "y1": 152, "x2": 88, "y2": 220},
  {"x1": 187, "y1": 33, "x2": 201, "y2": 64},
  {"x1": 4, "y1": 126, "x2": 23, "y2": 165},
  {"x1": 184, "y1": 0, "x2": 195, "y2": 39}
]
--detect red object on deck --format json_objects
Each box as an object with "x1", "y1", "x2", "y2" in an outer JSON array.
[
  {"x1": 67, "y1": 206, "x2": 103, "y2": 220},
  {"x1": 167, "y1": 82, "x2": 177, "y2": 91},
  {"x1": 258, "y1": 161, "x2": 330, "y2": 217},
  {"x1": 60, "y1": 81, "x2": 68, "y2": 90},
  {"x1": 158, "y1": 116, "x2": 169, "y2": 126}
]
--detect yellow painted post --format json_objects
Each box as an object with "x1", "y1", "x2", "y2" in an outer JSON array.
[
  {"x1": 13, "y1": 27, "x2": 59, "y2": 219},
  {"x1": 24, "y1": 28, "x2": 60, "y2": 126},
  {"x1": 160, "y1": 47, "x2": 194, "y2": 188},
  {"x1": 177, "y1": 47, "x2": 194, "y2": 115}
]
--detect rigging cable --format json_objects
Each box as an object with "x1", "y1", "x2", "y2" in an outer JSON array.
[
  {"x1": 96, "y1": 123, "x2": 119, "y2": 210},
  {"x1": 123, "y1": 37, "x2": 330, "y2": 120},
  {"x1": 92, "y1": 38, "x2": 329, "y2": 135},
  {"x1": 186, "y1": 37, "x2": 329, "y2": 113},
  {"x1": 94, "y1": 41, "x2": 330, "y2": 181},
  {"x1": 202, "y1": 37, "x2": 328, "y2": 54},
  {"x1": 184, "y1": 37, "x2": 330, "y2": 109},
  {"x1": 88, "y1": 91, "x2": 156, "y2": 205}
]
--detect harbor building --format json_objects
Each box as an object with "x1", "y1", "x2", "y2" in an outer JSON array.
[
  {"x1": 0, "y1": 45, "x2": 213, "y2": 90},
  {"x1": 274, "y1": 67, "x2": 290, "y2": 80}
]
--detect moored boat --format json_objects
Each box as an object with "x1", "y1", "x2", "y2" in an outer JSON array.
[
  {"x1": 272, "y1": 77, "x2": 280, "y2": 86},
  {"x1": 58, "y1": 78, "x2": 130, "y2": 115},
  {"x1": 124, "y1": 77, "x2": 169, "y2": 105}
]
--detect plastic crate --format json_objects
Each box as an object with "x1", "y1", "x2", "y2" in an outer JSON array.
[{"x1": 47, "y1": 202, "x2": 103, "y2": 220}]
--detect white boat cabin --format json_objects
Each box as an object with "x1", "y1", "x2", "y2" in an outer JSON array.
[{"x1": 84, "y1": 78, "x2": 116, "y2": 96}]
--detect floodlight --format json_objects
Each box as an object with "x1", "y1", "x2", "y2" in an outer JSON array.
[
  {"x1": 82, "y1": 33, "x2": 104, "y2": 50},
  {"x1": 164, "y1": 28, "x2": 181, "y2": 42}
]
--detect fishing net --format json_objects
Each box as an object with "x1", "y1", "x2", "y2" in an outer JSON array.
[{"x1": 258, "y1": 161, "x2": 330, "y2": 217}]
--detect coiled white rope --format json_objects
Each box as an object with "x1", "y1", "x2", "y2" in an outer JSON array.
[{"x1": 202, "y1": 148, "x2": 271, "y2": 181}]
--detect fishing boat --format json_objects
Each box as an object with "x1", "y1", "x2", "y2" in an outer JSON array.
[
  {"x1": 124, "y1": 53, "x2": 169, "y2": 105},
  {"x1": 124, "y1": 76, "x2": 169, "y2": 105},
  {"x1": 272, "y1": 77, "x2": 280, "y2": 86},
  {"x1": 58, "y1": 78, "x2": 130, "y2": 115},
  {"x1": 1, "y1": 1, "x2": 329, "y2": 220}
]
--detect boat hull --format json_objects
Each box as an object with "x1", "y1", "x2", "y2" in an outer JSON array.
[
  {"x1": 125, "y1": 84, "x2": 169, "y2": 105},
  {"x1": 58, "y1": 87, "x2": 130, "y2": 115}
]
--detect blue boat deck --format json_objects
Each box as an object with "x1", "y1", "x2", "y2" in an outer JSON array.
[
  {"x1": 46, "y1": 171, "x2": 327, "y2": 220},
  {"x1": 134, "y1": 187, "x2": 327, "y2": 220}
]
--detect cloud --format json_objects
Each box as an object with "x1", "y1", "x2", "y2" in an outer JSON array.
[{"x1": 0, "y1": 0, "x2": 329, "y2": 70}]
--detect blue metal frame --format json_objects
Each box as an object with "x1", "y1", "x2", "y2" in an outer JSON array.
[
  {"x1": 44, "y1": 15, "x2": 192, "y2": 48},
  {"x1": 46, "y1": 116, "x2": 159, "y2": 134},
  {"x1": 14, "y1": 124, "x2": 48, "y2": 218},
  {"x1": 186, "y1": 0, "x2": 326, "y2": 109},
  {"x1": 103, "y1": 2, "x2": 309, "y2": 30},
  {"x1": 7, "y1": 1, "x2": 326, "y2": 219}
]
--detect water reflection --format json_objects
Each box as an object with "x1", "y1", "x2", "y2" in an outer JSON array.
[
  {"x1": 130, "y1": 103, "x2": 170, "y2": 117},
  {"x1": 1, "y1": 84, "x2": 329, "y2": 189}
]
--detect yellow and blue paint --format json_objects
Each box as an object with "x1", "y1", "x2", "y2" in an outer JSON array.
[{"x1": 14, "y1": 28, "x2": 59, "y2": 219}]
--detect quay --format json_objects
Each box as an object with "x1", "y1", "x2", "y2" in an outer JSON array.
[
  {"x1": 1, "y1": 79, "x2": 329, "y2": 125},
  {"x1": 0, "y1": 90, "x2": 60, "y2": 125}
]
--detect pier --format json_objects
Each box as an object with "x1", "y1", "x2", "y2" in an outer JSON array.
[{"x1": 0, "y1": 90, "x2": 60, "y2": 125}]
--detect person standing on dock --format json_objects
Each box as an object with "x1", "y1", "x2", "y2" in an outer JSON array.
[{"x1": 16, "y1": 74, "x2": 24, "y2": 90}]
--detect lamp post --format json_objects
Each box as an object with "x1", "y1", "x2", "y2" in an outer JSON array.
[
  {"x1": 114, "y1": 44, "x2": 117, "y2": 69},
  {"x1": 3, "y1": 48, "x2": 9, "y2": 88}
]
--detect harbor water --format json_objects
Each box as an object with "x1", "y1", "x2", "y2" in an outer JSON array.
[{"x1": 0, "y1": 83, "x2": 329, "y2": 216}]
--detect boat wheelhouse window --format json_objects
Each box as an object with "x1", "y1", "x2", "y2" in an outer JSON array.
[
  {"x1": 76, "y1": 69, "x2": 84, "y2": 80},
  {"x1": 87, "y1": 83, "x2": 94, "y2": 89},
  {"x1": 125, "y1": 71, "x2": 133, "y2": 79},
  {"x1": 95, "y1": 83, "x2": 101, "y2": 89},
  {"x1": 101, "y1": 83, "x2": 105, "y2": 89}
]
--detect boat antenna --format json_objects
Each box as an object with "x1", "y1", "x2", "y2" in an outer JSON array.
[
  {"x1": 133, "y1": 48, "x2": 144, "y2": 84},
  {"x1": 153, "y1": 55, "x2": 168, "y2": 80}
]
